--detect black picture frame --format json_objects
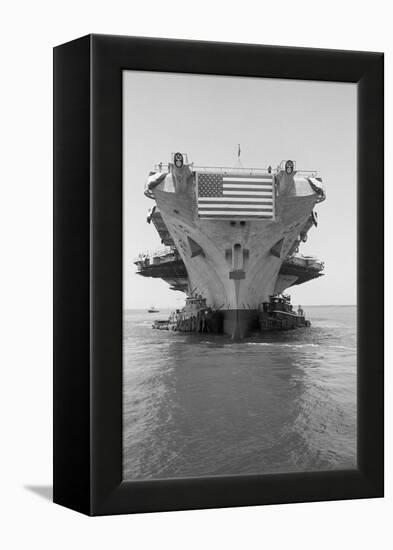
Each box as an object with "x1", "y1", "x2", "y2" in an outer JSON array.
[{"x1": 53, "y1": 34, "x2": 384, "y2": 516}]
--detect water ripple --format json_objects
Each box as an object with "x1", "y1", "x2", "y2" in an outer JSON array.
[{"x1": 123, "y1": 306, "x2": 357, "y2": 480}]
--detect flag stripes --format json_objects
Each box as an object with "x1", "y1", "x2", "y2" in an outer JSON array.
[
  {"x1": 198, "y1": 197, "x2": 273, "y2": 203},
  {"x1": 200, "y1": 213, "x2": 273, "y2": 219}
]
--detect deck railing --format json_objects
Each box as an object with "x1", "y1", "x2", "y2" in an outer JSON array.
[
  {"x1": 153, "y1": 163, "x2": 317, "y2": 177},
  {"x1": 134, "y1": 246, "x2": 179, "y2": 267}
]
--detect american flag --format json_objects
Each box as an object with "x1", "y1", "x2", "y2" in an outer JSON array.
[{"x1": 196, "y1": 172, "x2": 274, "y2": 219}]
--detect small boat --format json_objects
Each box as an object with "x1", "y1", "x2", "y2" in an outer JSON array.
[
  {"x1": 152, "y1": 319, "x2": 170, "y2": 330},
  {"x1": 152, "y1": 311, "x2": 178, "y2": 331},
  {"x1": 148, "y1": 306, "x2": 159, "y2": 313}
]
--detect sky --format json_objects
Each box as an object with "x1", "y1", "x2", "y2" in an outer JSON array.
[{"x1": 123, "y1": 71, "x2": 357, "y2": 309}]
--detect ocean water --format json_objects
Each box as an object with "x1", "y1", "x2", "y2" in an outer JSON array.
[{"x1": 123, "y1": 306, "x2": 357, "y2": 480}]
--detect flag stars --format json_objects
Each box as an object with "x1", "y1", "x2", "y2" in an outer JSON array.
[{"x1": 198, "y1": 174, "x2": 223, "y2": 197}]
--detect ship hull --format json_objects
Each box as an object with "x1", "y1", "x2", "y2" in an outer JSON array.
[
  {"x1": 149, "y1": 164, "x2": 322, "y2": 337},
  {"x1": 223, "y1": 309, "x2": 259, "y2": 339}
]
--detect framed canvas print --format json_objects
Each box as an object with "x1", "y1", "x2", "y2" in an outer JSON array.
[{"x1": 53, "y1": 34, "x2": 384, "y2": 515}]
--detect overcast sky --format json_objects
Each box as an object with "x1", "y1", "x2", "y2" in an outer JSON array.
[{"x1": 123, "y1": 71, "x2": 357, "y2": 309}]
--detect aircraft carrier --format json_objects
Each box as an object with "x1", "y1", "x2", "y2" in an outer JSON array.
[{"x1": 134, "y1": 153, "x2": 325, "y2": 338}]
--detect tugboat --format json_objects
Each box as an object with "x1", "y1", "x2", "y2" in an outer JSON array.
[
  {"x1": 173, "y1": 293, "x2": 222, "y2": 333},
  {"x1": 152, "y1": 296, "x2": 221, "y2": 333},
  {"x1": 148, "y1": 305, "x2": 159, "y2": 313},
  {"x1": 259, "y1": 294, "x2": 310, "y2": 331}
]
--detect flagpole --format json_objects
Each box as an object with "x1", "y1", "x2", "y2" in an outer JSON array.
[{"x1": 237, "y1": 143, "x2": 243, "y2": 168}]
